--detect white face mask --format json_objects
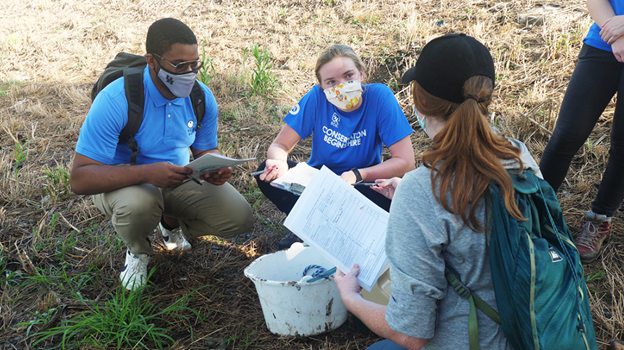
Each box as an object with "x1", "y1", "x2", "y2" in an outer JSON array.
[
  {"x1": 323, "y1": 80, "x2": 363, "y2": 110},
  {"x1": 157, "y1": 68, "x2": 198, "y2": 98}
]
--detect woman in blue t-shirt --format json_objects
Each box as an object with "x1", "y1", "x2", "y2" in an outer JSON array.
[
  {"x1": 539, "y1": 0, "x2": 624, "y2": 263},
  {"x1": 255, "y1": 44, "x2": 415, "y2": 249}
]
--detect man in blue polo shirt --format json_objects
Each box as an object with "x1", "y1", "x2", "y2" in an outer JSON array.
[{"x1": 70, "y1": 18, "x2": 253, "y2": 291}]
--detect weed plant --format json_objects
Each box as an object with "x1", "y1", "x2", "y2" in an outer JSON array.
[
  {"x1": 12, "y1": 139, "x2": 32, "y2": 177},
  {"x1": 30, "y1": 272, "x2": 206, "y2": 350},
  {"x1": 245, "y1": 44, "x2": 278, "y2": 97},
  {"x1": 42, "y1": 167, "x2": 70, "y2": 201},
  {"x1": 198, "y1": 40, "x2": 216, "y2": 86}
]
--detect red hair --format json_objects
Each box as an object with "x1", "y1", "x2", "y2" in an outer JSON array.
[{"x1": 414, "y1": 76, "x2": 525, "y2": 231}]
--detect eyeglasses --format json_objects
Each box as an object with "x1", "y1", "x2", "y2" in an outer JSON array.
[{"x1": 151, "y1": 53, "x2": 204, "y2": 73}]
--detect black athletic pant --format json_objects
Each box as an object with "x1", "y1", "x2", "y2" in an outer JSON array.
[
  {"x1": 255, "y1": 160, "x2": 392, "y2": 214},
  {"x1": 539, "y1": 44, "x2": 624, "y2": 216}
]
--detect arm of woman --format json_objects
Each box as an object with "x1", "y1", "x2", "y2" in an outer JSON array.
[
  {"x1": 588, "y1": 0, "x2": 616, "y2": 27},
  {"x1": 259, "y1": 124, "x2": 302, "y2": 182},
  {"x1": 588, "y1": 0, "x2": 624, "y2": 47},
  {"x1": 340, "y1": 136, "x2": 415, "y2": 184},
  {"x1": 335, "y1": 265, "x2": 428, "y2": 350}
]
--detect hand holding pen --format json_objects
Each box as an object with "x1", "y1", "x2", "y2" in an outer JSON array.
[
  {"x1": 166, "y1": 161, "x2": 202, "y2": 186},
  {"x1": 369, "y1": 177, "x2": 402, "y2": 200},
  {"x1": 256, "y1": 159, "x2": 288, "y2": 182}
]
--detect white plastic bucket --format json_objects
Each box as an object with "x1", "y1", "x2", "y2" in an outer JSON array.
[{"x1": 244, "y1": 243, "x2": 347, "y2": 336}]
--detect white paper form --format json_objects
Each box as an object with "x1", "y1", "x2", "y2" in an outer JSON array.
[
  {"x1": 187, "y1": 153, "x2": 254, "y2": 180},
  {"x1": 284, "y1": 166, "x2": 388, "y2": 292}
]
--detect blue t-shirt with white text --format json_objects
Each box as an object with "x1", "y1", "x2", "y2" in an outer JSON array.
[{"x1": 284, "y1": 84, "x2": 413, "y2": 175}]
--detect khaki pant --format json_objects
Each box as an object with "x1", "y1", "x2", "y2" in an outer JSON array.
[{"x1": 93, "y1": 180, "x2": 254, "y2": 255}]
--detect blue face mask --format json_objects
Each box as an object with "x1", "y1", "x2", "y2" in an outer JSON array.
[{"x1": 414, "y1": 106, "x2": 426, "y2": 131}]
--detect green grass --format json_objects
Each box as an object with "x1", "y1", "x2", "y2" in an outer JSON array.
[
  {"x1": 21, "y1": 264, "x2": 99, "y2": 294},
  {"x1": 0, "y1": 79, "x2": 25, "y2": 96},
  {"x1": 0, "y1": 247, "x2": 21, "y2": 288},
  {"x1": 586, "y1": 270, "x2": 605, "y2": 283},
  {"x1": 30, "y1": 272, "x2": 207, "y2": 349}
]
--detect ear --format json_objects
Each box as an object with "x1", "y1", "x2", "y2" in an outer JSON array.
[{"x1": 145, "y1": 54, "x2": 157, "y2": 71}]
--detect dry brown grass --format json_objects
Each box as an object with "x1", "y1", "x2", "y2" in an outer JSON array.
[{"x1": 1, "y1": 0, "x2": 623, "y2": 349}]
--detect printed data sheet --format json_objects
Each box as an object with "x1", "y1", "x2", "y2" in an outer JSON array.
[{"x1": 284, "y1": 166, "x2": 388, "y2": 291}]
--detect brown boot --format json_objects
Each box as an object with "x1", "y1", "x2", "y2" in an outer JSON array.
[
  {"x1": 574, "y1": 211, "x2": 611, "y2": 263},
  {"x1": 608, "y1": 340, "x2": 624, "y2": 350}
]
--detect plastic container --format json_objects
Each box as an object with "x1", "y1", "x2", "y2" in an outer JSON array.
[
  {"x1": 361, "y1": 264, "x2": 392, "y2": 306},
  {"x1": 244, "y1": 243, "x2": 347, "y2": 336}
]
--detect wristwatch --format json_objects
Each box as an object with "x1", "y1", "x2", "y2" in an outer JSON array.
[{"x1": 351, "y1": 168, "x2": 363, "y2": 183}]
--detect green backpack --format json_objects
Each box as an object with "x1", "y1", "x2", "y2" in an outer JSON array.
[
  {"x1": 446, "y1": 169, "x2": 597, "y2": 350},
  {"x1": 91, "y1": 52, "x2": 205, "y2": 165}
]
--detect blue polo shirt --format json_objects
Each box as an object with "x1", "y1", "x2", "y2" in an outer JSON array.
[
  {"x1": 76, "y1": 66, "x2": 218, "y2": 166},
  {"x1": 584, "y1": 0, "x2": 624, "y2": 52},
  {"x1": 284, "y1": 84, "x2": 413, "y2": 175}
]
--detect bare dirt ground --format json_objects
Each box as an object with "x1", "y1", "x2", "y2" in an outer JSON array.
[{"x1": 1, "y1": 0, "x2": 622, "y2": 349}]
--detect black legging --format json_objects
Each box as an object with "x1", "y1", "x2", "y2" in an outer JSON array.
[
  {"x1": 255, "y1": 160, "x2": 392, "y2": 214},
  {"x1": 539, "y1": 44, "x2": 624, "y2": 216}
]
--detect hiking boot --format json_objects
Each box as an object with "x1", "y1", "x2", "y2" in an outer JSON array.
[
  {"x1": 574, "y1": 211, "x2": 611, "y2": 264},
  {"x1": 156, "y1": 222, "x2": 191, "y2": 251},
  {"x1": 608, "y1": 340, "x2": 624, "y2": 350},
  {"x1": 120, "y1": 250, "x2": 151, "y2": 291},
  {"x1": 278, "y1": 231, "x2": 303, "y2": 250}
]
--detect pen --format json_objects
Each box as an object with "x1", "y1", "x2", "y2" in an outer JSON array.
[
  {"x1": 352, "y1": 182, "x2": 379, "y2": 187},
  {"x1": 185, "y1": 174, "x2": 202, "y2": 186},
  {"x1": 249, "y1": 169, "x2": 268, "y2": 177},
  {"x1": 168, "y1": 161, "x2": 202, "y2": 186},
  {"x1": 250, "y1": 164, "x2": 277, "y2": 177}
]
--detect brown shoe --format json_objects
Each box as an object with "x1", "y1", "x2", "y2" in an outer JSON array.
[
  {"x1": 607, "y1": 340, "x2": 624, "y2": 350},
  {"x1": 574, "y1": 211, "x2": 611, "y2": 264}
]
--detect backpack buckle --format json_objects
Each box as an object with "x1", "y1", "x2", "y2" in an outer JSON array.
[
  {"x1": 577, "y1": 322, "x2": 586, "y2": 333},
  {"x1": 452, "y1": 279, "x2": 472, "y2": 299},
  {"x1": 517, "y1": 171, "x2": 527, "y2": 181}
]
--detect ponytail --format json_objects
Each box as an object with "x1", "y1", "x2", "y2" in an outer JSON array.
[{"x1": 415, "y1": 76, "x2": 525, "y2": 231}]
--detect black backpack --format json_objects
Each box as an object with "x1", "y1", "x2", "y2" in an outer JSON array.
[{"x1": 91, "y1": 52, "x2": 205, "y2": 165}]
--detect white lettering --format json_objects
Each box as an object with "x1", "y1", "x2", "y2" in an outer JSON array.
[
  {"x1": 322, "y1": 127, "x2": 367, "y2": 149},
  {"x1": 324, "y1": 134, "x2": 346, "y2": 148}
]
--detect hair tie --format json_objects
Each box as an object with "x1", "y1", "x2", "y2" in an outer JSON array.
[
  {"x1": 464, "y1": 94, "x2": 485, "y2": 103},
  {"x1": 465, "y1": 94, "x2": 485, "y2": 103}
]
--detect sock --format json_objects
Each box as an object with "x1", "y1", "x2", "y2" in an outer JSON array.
[{"x1": 160, "y1": 217, "x2": 176, "y2": 231}]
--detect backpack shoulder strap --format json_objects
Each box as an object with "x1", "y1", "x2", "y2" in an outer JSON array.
[
  {"x1": 189, "y1": 81, "x2": 205, "y2": 130},
  {"x1": 445, "y1": 267, "x2": 501, "y2": 350},
  {"x1": 119, "y1": 67, "x2": 145, "y2": 165}
]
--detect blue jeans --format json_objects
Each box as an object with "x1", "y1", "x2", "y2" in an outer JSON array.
[
  {"x1": 539, "y1": 44, "x2": 624, "y2": 216},
  {"x1": 366, "y1": 340, "x2": 408, "y2": 350}
]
